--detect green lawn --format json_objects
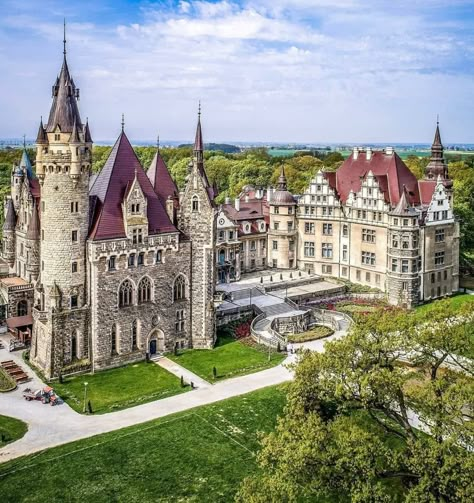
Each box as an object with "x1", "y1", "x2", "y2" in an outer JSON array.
[
  {"x1": 0, "y1": 385, "x2": 288, "y2": 503},
  {"x1": 287, "y1": 325, "x2": 334, "y2": 343},
  {"x1": 415, "y1": 293, "x2": 474, "y2": 316},
  {"x1": 53, "y1": 361, "x2": 189, "y2": 414},
  {"x1": 168, "y1": 335, "x2": 286, "y2": 382},
  {"x1": 0, "y1": 415, "x2": 27, "y2": 448}
]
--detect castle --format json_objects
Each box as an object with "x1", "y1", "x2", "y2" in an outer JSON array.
[
  {"x1": 217, "y1": 129, "x2": 459, "y2": 307},
  {"x1": 1, "y1": 37, "x2": 460, "y2": 378},
  {"x1": 0, "y1": 41, "x2": 216, "y2": 378}
]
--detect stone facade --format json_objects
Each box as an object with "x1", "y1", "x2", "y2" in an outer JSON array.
[{"x1": 1, "y1": 46, "x2": 216, "y2": 378}]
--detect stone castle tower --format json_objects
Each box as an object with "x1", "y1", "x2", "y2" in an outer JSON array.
[
  {"x1": 178, "y1": 108, "x2": 216, "y2": 348},
  {"x1": 30, "y1": 36, "x2": 92, "y2": 377}
]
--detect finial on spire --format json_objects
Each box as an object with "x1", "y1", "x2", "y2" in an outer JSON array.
[
  {"x1": 437, "y1": 113, "x2": 439, "y2": 126},
  {"x1": 63, "y1": 19, "x2": 67, "y2": 57},
  {"x1": 23, "y1": 134, "x2": 26, "y2": 149},
  {"x1": 157, "y1": 134, "x2": 160, "y2": 150},
  {"x1": 121, "y1": 113, "x2": 125, "y2": 132},
  {"x1": 198, "y1": 100, "x2": 201, "y2": 119}
]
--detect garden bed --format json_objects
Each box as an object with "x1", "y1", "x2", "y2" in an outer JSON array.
[
  {"x1": 287, "y1": 325, "x2": 334, "y2": 343},
  {"x1": 0, "y1": 367, "x2": 17, "y2": 392}
]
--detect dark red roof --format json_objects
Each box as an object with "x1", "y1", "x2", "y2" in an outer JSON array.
[
  {"x1": 89, "y1": 132, "x2": 177, "y2": 241},
  {"x1": 335, "y1": 151, "x2": 419, "y2": 205},
  {"x1": 418, "y1": 180, "x2": 437, "y2": 205},
  {"x1": 147, "y1": 150, "x2": 178, "y2": 207},
  {"x1": 222, "y1": 200, "x2": 268, "y2": 221}
]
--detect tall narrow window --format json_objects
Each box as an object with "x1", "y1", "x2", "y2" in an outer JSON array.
[
  {"x1": 138, "y1": 277, "x2": 151, "y2": 303},
  {"x1": 173, "y1": 275, "x2": 186, "y2": 301},
  {"x1": 156, "y1": 250, "x2": 162, "y2": 263},
  {"x1": 132, "y1": 320, "x2": 138, "y2": 349},
  {"x1": 192, "y1": 196, "x2": 199, "y2": 212},
  {"x1": 111, "y1": 325, "x2": 117, "y2": 355},
  {"x1": 119, "y1": 280, "x2": 133, "y2": 307},
  {"x1": 71, "y1": 335, "x2": 77, "y2": 361},
  {"x1": 175, "y1": 310, "x2": 185, "y2": 332}
]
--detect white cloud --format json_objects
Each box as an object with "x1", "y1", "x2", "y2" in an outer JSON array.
[{"x1": 0, "y1": 0, "x2": 473, "y2": 143}]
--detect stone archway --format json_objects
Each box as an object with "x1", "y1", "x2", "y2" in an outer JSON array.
[{"x1": 148, "y1": 328, "x2": 165, "y2": 355}]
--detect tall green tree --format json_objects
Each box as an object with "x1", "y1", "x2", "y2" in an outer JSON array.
[{"x1": 237, "y1": 303, "x2": 474, "y2": 502}]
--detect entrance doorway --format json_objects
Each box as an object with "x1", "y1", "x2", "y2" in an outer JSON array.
[
  {"x1": 149, "y1": 339, "x2": 157, "y2": 355},
  {"x1": 148, "y1": 329, "x2": 165, "y2": 356}
]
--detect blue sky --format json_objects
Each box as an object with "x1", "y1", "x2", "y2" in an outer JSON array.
[{"x1": 1, "y1": 0, "x2": 473, "y2": 143}]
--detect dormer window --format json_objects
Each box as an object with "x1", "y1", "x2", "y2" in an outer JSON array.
[
  {"x1": 55, "y1": 134, "x2": 60, "y2": 141},
  {"x1": 131, "y1": 203, "x2": 140, "y2": 214}
]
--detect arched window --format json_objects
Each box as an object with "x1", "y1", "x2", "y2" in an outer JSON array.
[
  {"x1": 111, "y1": 324, "x2": 118, "y2": 355},
  {"x1": 17, "y1": 300, "x2": 28, "y2": 317},
  {"x1": 138, "y1": 277, "x2": 152, "y2": 304},
  {"x1": 132, "y1": 320, "x2": 138, "y2": 349},
  {"x1": 71, "y1": 334, "x2": 77, "y2": 361},
  {"x1": 192, "y1": 196, "x2": 199, "y2": 212},
  {"x1": 173, "y1": 275, "x2": 186, "y2": 301},
  {"x1": 119, "y1": 280, "x2": 133, "y2": 307}
]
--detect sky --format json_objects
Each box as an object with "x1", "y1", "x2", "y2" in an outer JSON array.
[{"x1": 0, "y1": 0, "x2": 473, "y2": 144}]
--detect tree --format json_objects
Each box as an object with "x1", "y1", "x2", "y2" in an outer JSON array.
[{"x1": 237, "y1": 303, "x2": 474, "y2": 502}]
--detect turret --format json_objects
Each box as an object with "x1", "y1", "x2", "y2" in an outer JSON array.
[
  {"x1": 178, "y1": 105, "x2": 216, "y2": 348},
  {"x1": 11, "y1": 164, "x2": 24, "y2": 212},
  {"x1": 267, "y1": 166, "x2": 297, "y2": 269},
  {"x1": 2, "y1": 198, "x2": 16, "y2": 266},
  {"x1": 425, "y1": 120, "x2": 452, "y2": 190}
]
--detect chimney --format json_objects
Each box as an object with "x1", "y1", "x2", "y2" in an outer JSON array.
[
  {"x1": 267, "y1": 186, "x2": 273, "y2": 202},
  {"x1": 235, "y1": 198, "x2": 240, "y2": 211},
  {"x1": 245, "y1": 195, "x2": 249, "y2": 203},
  {"x1": 385, "y1": 146, "x2": 394, "y2": 155},
  {"x1": 353, "y1": 147, "x2": 359, "y2": 160},
  {"x1": 366, "y1": 147, "x2": 372, "y2": 161},
  {"x1": 225, "y1": 196, "x2": 230, "y2": 204}
]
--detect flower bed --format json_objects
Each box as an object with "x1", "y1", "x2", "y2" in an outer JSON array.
[{"x1": 287, "y1": 325, "x2": 334, "y2": 343}]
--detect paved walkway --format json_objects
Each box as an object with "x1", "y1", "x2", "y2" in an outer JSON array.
[
  {"x1": 0, "y1": 323, "x2": 337, "y2": 464},
  {"x1": 154, "y1": 357, "x2": 211, "y2": 389}
]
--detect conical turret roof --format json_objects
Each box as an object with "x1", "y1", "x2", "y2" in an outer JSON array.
[
  {"x1": 69, "y1": 118, "x2": 81, "y2": 143},
  {"x1": 36, "y1": 118, "x2": 48, "y2": 144},
  {"x1": 3, "y1": 199, "x2": 16, "y2": 231},
  {"x1": 84, "y1": 119, "x2": 93, "y2": 143},
  {"x1": 46, "y1": 55, "x2": 82, "y2": 133}
]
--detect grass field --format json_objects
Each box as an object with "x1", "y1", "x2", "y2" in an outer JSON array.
[
  {"x1": 53, "y1": 361, "x2": 189, "y2": 414},
  {"x1": 0, "y1": 385, "x2": 288, "y2": 503},
  {"x1": 0, "y1": 415, "x2": 27, "y2": 448},
  {"x1": 168, "y1": 335, "x2": 286, "y2": 382},
  {"x1": 415, "y1": 293, "x2": 474, "y2": 316}
]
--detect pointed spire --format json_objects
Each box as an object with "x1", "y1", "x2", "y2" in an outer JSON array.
[
  {"x1": 36, "y1": 117, "x2": 48, "y2": 144},
  {"x1": 69, "y1": 118, "x2": 81, "y2": 143},
  {"x1": 20, "y1": 146, "x2": 34, "y2": 180},
  {"x1": 277, "y1": 165, "x2": 288, "y2": 191},
  {"x1": 157, "y1": 134, "x2": 160, "y2": 151},
  {"x1": 63, "y1": 18, "x2": 67, "y2": 57},
  {"x1": 84, "y1": 118, "x2": 93, "y2": 143},
  {"x1": 194, "y1": 102, "x2": 203, "y2": 153},
  {"x1": 46, "y1": 22, "x2": 82, "y2": 133},
  {"x1": 26, "y1": 200, "x2": 40, "y2": 240},
  {"x1": 3, "y1": 199, "x2": 16, "y2": 231},
  {"x1": 425, "y1": 119, "x2": 448, "y2": 181}
]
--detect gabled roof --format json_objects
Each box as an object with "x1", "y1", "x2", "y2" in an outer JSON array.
[
  {"x1": 89, "y1": 131, "x2": 177, "y2": 241},
  {"x1": 222, "y1": 200, "x2": 269, "y2": 221},
  {"x1": 3, "y1": 199, "x2": 16, "y2": 231},
  {"x1": 147, "y1": 149, "x2": 178, "y2": 207},
  {"x1": 418, "y1": 180, "x2": 437, "y2": 205},
  {"x1": 46, "y1": 56, "x2": 82, "y2": 133},
  {"x1": 335, "y1": 150, "x2": 419, "y2": 206}
]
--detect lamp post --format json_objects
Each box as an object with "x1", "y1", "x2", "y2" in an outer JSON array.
[{"x1": 83, "y1": 382, "x2": 88, "y2": 413}]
